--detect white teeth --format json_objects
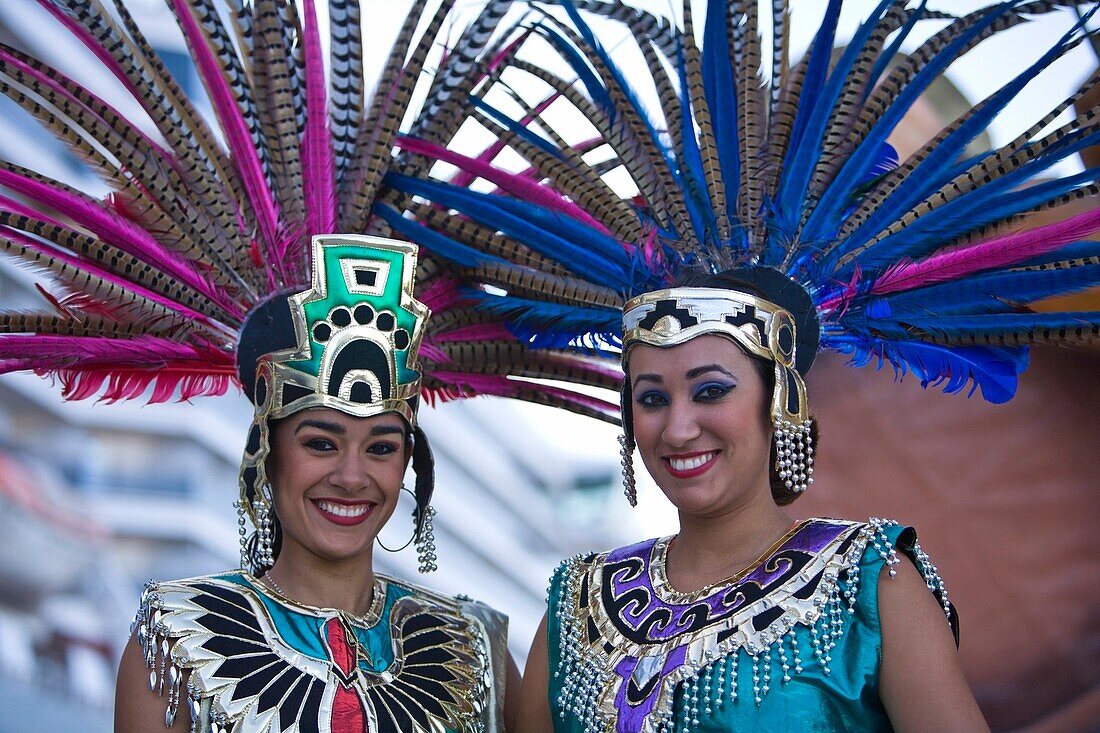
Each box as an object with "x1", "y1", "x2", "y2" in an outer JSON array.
[
  {"x1": 317, "y1": 501, "x2": 370, "y2": 518},
  {"x1": 669, "y1": 452, "x2": 717, "y2": 472}
]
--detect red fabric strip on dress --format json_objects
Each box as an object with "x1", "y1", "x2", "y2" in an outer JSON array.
[{"x1": 326, "y1": 616, "x2": 368, "y2": 732}]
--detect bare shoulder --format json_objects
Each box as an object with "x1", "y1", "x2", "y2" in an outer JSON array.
[
  {"x1": 878, "y1": 558, "x2": 989, "y2": 733},
  {"x1": 515, "y1": 613, "x2": 553, "y2": 733},
  {"x1": 115, "y1": 629, "x2": 191, "y2": 732}
]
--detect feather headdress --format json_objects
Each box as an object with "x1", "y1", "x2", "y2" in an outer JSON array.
[
  {"x1": 0, "y1": 0, "x2": 619, "y2": 421},
  {"x1": 380, "y1": 0, "x2": 1100, "y2": 406}
]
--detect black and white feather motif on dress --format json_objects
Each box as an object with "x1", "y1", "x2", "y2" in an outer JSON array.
[{"x1": 133, "y1": 572, "x2": 502, "y2": 732}]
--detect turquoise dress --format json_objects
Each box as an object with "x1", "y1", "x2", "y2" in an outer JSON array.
[
  {"x1": 547, "y1": 518, "x2": 954, "y2": 733},
  {"x1": 134, "y1": 571, "x2": 508, "y2": 732}
]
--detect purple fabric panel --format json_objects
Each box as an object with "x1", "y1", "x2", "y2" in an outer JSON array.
[
  {"x1": 609, "y1": 521, "x2": 849, "y2": 642},
  {"x1": 612, "y1": 646, "x2": 688, "y2": 733}
]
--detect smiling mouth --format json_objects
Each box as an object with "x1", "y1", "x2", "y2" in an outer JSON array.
[
  {"x1": 663, "y1": 451, "x2": 719, "y2": 478},
  {"x1": 311, "y1": 499, "x2": 375, "y2": 526}
]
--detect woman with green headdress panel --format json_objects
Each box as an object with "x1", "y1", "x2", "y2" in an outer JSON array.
[
  {"x1": 0, "y1": 0, "x2": 630, "y2": 729},
  {"x1": 113, "y1": 235, "x2": 518, "y2": 732}
]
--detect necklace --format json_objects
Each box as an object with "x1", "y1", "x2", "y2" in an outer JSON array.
[
  {"x1": 262, "y1": 571, "x2": 285, "y2": 596},
  {"x1": 258, "y1": 570, "x2": 386, "y2": 624}
]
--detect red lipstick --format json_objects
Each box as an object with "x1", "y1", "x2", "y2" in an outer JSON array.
[
  {"x1": 311, "y1": 498, "x2": 375, "y2": 527},
  {"x1": 662, "y1": 450, "x2": 719, "y2": 479}
]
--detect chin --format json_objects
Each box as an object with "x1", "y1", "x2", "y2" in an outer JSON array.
[{"x1": 658, "y1": 482, "x2": 725, "y2": 514}]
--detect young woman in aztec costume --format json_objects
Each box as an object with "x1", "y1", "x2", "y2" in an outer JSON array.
[
  {"x1": 0, "y1": 0, "x2": 625, "y2": 731},
  {"x1": 370, "y1": 1, "x2": 1095, "y2": 731}
]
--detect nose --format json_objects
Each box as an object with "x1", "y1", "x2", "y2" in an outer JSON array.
[
  {"x1": 327, "y1": 450, "x2": 372, "y2": 492},
  {"x1": 660, "y1": 399, "x2": 702, "y2": 448}
]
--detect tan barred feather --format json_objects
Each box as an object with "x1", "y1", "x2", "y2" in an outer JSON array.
[
  {"x1": 250, "y1": 0, "x2": 306, "y2": 230},
  {"x1": 540, "y1": 18, "x2": 694, "y2": 241},
  {"x1": 0, "y1": 313, "x2": 182, "y2": 339},
  {"x1": 344, "y1": 0, "x2": 451, "y2": 230},
  {"x1": 471, "y1": 263, "x2": 623, "y2": 309},
  {"x1": 0, "y1": 213, "x2": 229, "y2": 322},
  {"x1": 0, "y1": 234, "x2": 195, "y2": 326},
  {"x1": 839, "y1": 67, "x2": 1100, "y2": 244},
  {"x1": 808, "y1": 2, "x2": 909, "y2": 200},
  {"x1": 394, "y1": 197, "x2": 575, "y2": 277},
  {"x1": 835, "y1": 109, "x2": 1100, "y2": 269},
  {"x1": 468, "y1": 107, "x2": 644, "y2": 243},
  {"x1": 680, "y1": 0, "x2": 729, "y2": 242}
]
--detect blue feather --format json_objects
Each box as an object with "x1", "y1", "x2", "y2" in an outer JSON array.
[
  {"x1": 804, "y1": 3, "x2": 1016, "y2": 244},
  {"x1": 553, "y1": 1, "x2": 674, "y2": 167},
  {"x1": 372, "y1": 204, "x2": 500, "y2": 269},
  {"x1": 840, "y1": 13, "x2": 1094, "y2": 253},
  {"x1": 829, "y1": 334, "x2": 1026, "y2": 403},
  {"x1": 1017, "y1": 239, "x2": 1100, "y2": 268},
  {"x1": 673, "y1": 43, "x2": 716, "y2": 244},
  {"x1": 466, "y1": 289, "x2": 621, "y2": 349},
  {"x1": 774, "y1": 0, "x2": 844, "y2": 217},
  {"x1": 833, "y1": 163, "x2": 1100, "y2": 278},
  {"x1": 530, "y1": 20, "x2": 613, "y2": 115},
  {"x1": 385, "y1": 173, "x2": 632, "y2": 288},
  {"x1": 701, "y1": 0, "x2": 740, "y2": 228},
  {"x1": 470, "y1": 97, "x2": 561, "y2": 158}
]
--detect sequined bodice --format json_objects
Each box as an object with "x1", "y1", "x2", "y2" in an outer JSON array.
[{"x1": 546, "y1": 518, "x2": 951, "y2": 733}]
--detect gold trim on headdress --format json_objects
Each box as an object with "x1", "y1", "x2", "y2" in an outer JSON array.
[{"x1": 622, "y1": 287, "x2": 808, "y2": 424}]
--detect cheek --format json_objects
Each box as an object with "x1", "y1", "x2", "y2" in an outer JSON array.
[{"x1": 630, "y1": 409, "x2": 660, "y2": 449}]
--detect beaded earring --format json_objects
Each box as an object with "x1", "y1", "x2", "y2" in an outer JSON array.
[
  {"x1": 415, "y1": 505, "x2": 438, "y2": 573},
  {"x1": 618, "y1": 433, "x2": 638, "y2": 507},
  {"x1": 775, "y1": 419, "x2": 814, "y2": 494}
]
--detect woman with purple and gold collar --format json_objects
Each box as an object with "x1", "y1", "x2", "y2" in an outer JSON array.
[{"x1": 517, "y1": 269, "x2": 988, "y2": 732}]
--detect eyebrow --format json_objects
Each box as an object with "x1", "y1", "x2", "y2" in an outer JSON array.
[
  {"x1": 295, "y1": 419, "x2": 344, "y2": 435},
  {"x1": 685, "y1": 364, "x2": 736, "y2": 380},
  {"x1": 632, "y1": 364, "x2": 736, "y2": 389},
  {"x1": 293, "y1": 420, "x2": 405, "y2": 437},
  {"x1": 632, "y1": 373, "x2": 662, "y2": 389}
]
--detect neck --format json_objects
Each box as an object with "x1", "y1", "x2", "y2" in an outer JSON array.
[
  {"x1": 263, "y1": 549, "x2": 378, "y2": 616},
  {"x1": 668, "y1": 488, "x2": 794, "y2": 592}
]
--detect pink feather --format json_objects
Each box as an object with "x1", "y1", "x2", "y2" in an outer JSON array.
[
  {"x1": 418, "y1": 342, "x2": 450, "y2": 364},
  {"x1": 0, "y1": 224, "x2": 216, "y2": 324},
  {"x1": 0, "y1": 334, "x2": 235, "y2": 402},
  {"x1": 396, "y1": 136, "x2": 613, "y2": 236},
  {"x1": 169, "y1": 0, "x2": 281, "y2": 260},
  {"x1": 300, "y1": 0, "x2": 337, "y2": 236},
  {"x1": 872, "y1": 208, "x2": 1100, "y2": 296},
  {"x1": 417, "y1": 275, "x2": 465, "y2": 310},
  {"x1": 0, "y1": 170, "x2": 239, "y2": 315}
]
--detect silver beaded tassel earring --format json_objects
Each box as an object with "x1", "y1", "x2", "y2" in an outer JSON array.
[
  {"x1": 234, "y1": 500, "x2": 249, "y2": 569},
  {"x1": 775, "y1": 418, "x2": 814, "y2": 493},
  {"x1": 415, "y1": 505, "x2": 438, "y2": 573},
  {"x1": 253, "y1": 484, "x2": 276, "y2": 569},
  {"x1": 618, "y1": 433, "x2": 638, "y2": 507}
]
